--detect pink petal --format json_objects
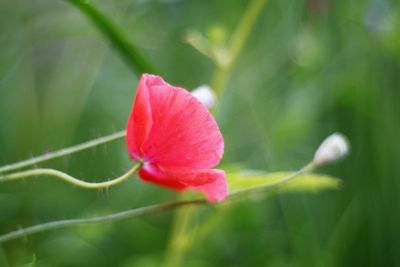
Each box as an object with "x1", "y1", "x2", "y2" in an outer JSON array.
[
  {"x1": 126, "y1": 74, "x2": 226, "y2": 202},
  {"x1": 138, "y1": 166, "x2": 187, "y2": 190},
  {"x1": 190, "y1": 170, "x2": 227, "y2": 203},
  {"x1": 126, "y1": 75, "x2": 154, "y2": 159},
  {"x1": 138, "y1": 164, "x2": 227, "y2": 203},
  {"x1": 140, "y1": 75, "x2": 224, "y2": 169}
]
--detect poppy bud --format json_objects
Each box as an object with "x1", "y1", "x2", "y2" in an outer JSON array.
[
  {"x1": 313, "y1": 133, "x2": 349, "y2": 166},
  {"x1": 191, "y1": 85, "x2": 216, "y2": 109}
]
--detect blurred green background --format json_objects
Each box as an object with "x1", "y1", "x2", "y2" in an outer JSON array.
[{"x1": 0, "y1": 0, "x2": 399, "y2": 266}]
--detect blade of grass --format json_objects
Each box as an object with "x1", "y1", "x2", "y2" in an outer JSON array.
[{"x1": 65, "y1": 0, "x2": 158, "y2": 74}]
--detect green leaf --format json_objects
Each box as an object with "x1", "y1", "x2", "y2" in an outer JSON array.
[
  {"x1": 228, "y1": 171, "x2": 341, "y2": 194},
  {"x1": 66, "y1": 0, "x2": 157, "y2": 74}
]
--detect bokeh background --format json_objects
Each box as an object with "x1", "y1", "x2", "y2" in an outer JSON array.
[{"x1": 0, "y1": 0, "x2": 399, "y2": 266}]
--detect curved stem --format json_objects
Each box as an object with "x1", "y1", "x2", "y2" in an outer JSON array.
[
  {"x1": 0, "y1": 162, "x2": 315, "y2": 243},
  {"x1": 0, "y1": 130, "x2": 126, "y2": 174},
  {"x1": 229, "y1": 162, "x2": 316, "y2": 198},
  {"x1": 0, "y1": 161, "x2": 141, "y2": 189}
]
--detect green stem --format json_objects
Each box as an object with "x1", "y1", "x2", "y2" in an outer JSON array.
[
  {"x1": 0, "y1": 130, "x2": 126, "y2": 174},
  {"x1": 0, "y1": 161, "x2": 141, "y2": 189},
  {"x1": 0, "y1": 199, "x2": 206, "y2": 243},
  {"x1": 164, "y1": 199, "x2": 197, "y2": 267},
  {"x1": 229, "y1": 0, "x2": 267, "y2": 65},
  {"x1": 0, "y1": 162, "x2": 314, "y2": 243},
  {"x1": 229, "y1": 162, "x2": 316, "y2": 198},
  {"x1": 212, "y1": 0, "x2": 267, "y2": 99}
]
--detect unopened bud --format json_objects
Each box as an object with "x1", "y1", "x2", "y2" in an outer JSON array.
[
  {"x1": 191, "y1": 85, "x2": 216, "y2": 109},
  {"x1": 313, "y1": 133, "x2": 349, "y2": 166}
]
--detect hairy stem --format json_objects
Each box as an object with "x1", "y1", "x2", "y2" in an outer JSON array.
[
  {"x1": 228, "y1": 162, "x2": 316, "y2": 198},
  {"x1": 0, "y1": 162, "x2": 315, "y2": 243},
  {"x1": 0, "y1": 130, "x2": 126, "y2": 174},
  {"x1": 0, "y1": 161, "x2": 141, "y2": 189},
  {"x1": 0, "y1": 199, "x2": 206, "y2": 243}
]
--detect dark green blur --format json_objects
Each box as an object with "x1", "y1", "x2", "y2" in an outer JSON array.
[{"x1": 0, "y1": 0, "x2": 399, "y2": 266}]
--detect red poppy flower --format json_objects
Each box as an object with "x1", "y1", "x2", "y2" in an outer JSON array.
[{"x1": 126, "y1": 74, "x2": 227, "y2": 202}]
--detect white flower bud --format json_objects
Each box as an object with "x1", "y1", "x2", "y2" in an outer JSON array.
[
  {"x1": 191, "y1": 85, "x2": 216, "y2": 109},
  {"x1": 313, "y1": 133, "x2": 349, "y2": 166}
]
